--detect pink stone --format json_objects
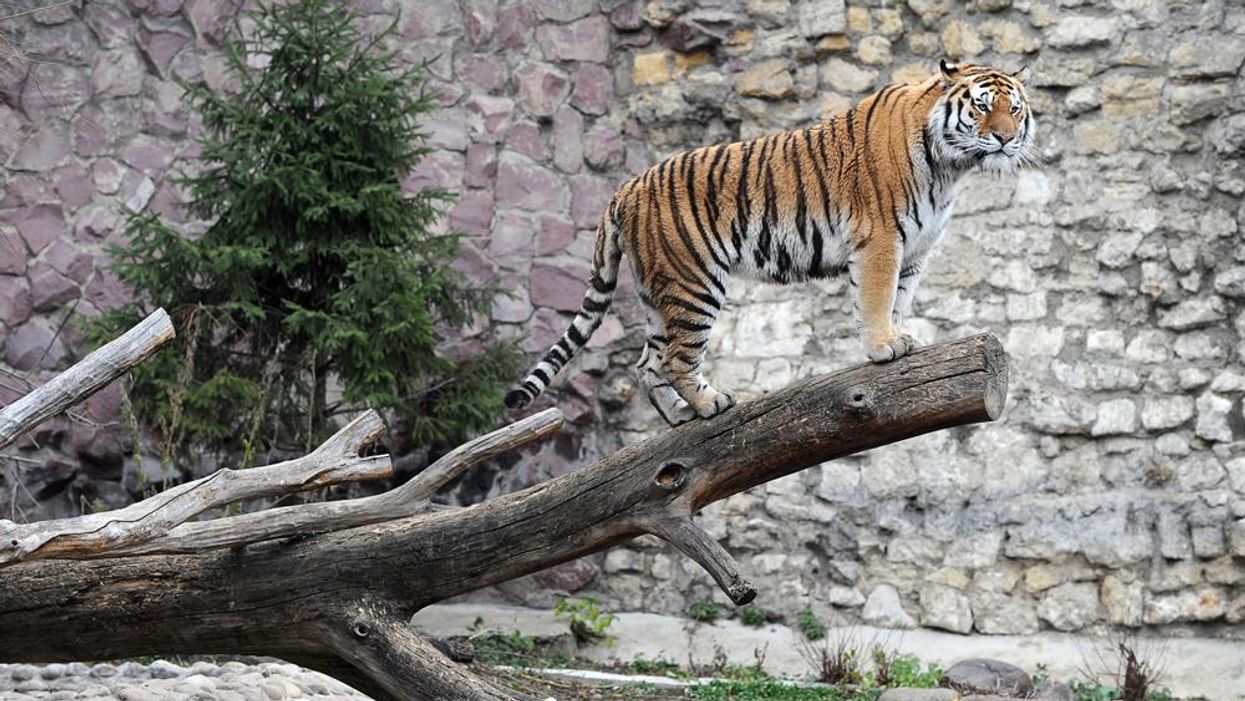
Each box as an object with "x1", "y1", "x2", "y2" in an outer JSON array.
[
  {"x1": 0, "y1": 105, "x2": 26, "y2": 163},
  {"x1": 404, "y1": 151, "x2": 465, "y2": 191},
  {"x1": 85, "y1": 381, "x2": 126, "y2": 426},
  {"x1": 489, "y1": 210, "x2": 537, "y2": 261},
  {"x1": 571, "y1": 63, "x2": 614, "y2": 116},
  {"x1": 464, "y1": 143, "x2": 498, "y2": 187},
  {"x1": 448, "y1": 189, "x2": 494, "y2": 236},
  {"x1": 610, "y1": 1, "x2": 645, "y2": 30},
  {"x1": 464, "y1": 95, "x2": 515, "y2": 142},
  {"x1": 93, "y1": 48, "x2": 145, "y2": 97},
  {"x1": 20, "y1": 61, "x2": 91, "y2": 121},
  {"x1": 5, "y1": 321, "x2": 67, "y2": 371},
  {"x1": 463, "y1": 0, "x2": 497, "y2": 45},
  {"x1": 90, "y1": 159, "x2": 126, "y2": 195},
  {"x1": 83, "y1": 0, "x2": 134, "y2": 48},
  {"x1": 531, "y1": 262, "x2": 590, "y2": 312},
  {"x1": 424, "y1": 114, "x2": 470, "y2": 152},
  {"x1": 128, "y1": 0, "x2": 183, "y2": 17},
  {"x1": 145, "y1": 81, "x2": 189, "y2": 137},
  {"x1": 401, "y1": 0, "x2": 463, "y2": 39},
  {"x1": 495, "y1": 156, "x2": 570, "y2": 212},
  {"x1": 523, "y1": 307, "x2": 570, "y2": 352},
  {"x1": 537, "y1": 215, "x2": 577, "y2": 256},
  {"x1": 137, "y1": 27, "x2": 192, "y2": 78},
  {"x1": 584, "y1": 122, "x2": 625, "y2": 171},
  {"x1": 450, "y1": 239, "x2": 495, "y2": 281},
  {"x1": 121, "y1": 135, "x2": 177, "y2": 175},
  {"x1": 491, "y1": 272, "x2": 532, "y2": 322},
  {"x1": 626, "y1": 144, "x2": 651, "y2": 173},
  {"x1": 570, "y1": 174, "x2": 615, "y2": 230},
  {"x1": 0, "y1": 235, "x2": 28, "y2": 276},
  {"x1": 515, "y1": 62, "x2": 570, "y2": 118},
  {"x1": 9, "y1": 125, "x2": 70, "y2": 172},
  {"x1": 552, "y1": 105, "x2": 584, "y2": 174},
  {"x1": 83, "y1": 268, "x2": 131, "y2": 313},
  {"x1": 52, "y1": 164, "x2": 94, "y2": 212},
  {"x1": 76, "y1": 206, "x2": 120, "y2": 240},
  {"x1": 42, "y1": 240, "x2": 94, "y2": 283},
  {"x1": 15, "y1": 204, "x2": 64, "y2": 254},
  {"x1": 505, "y1": 121, "x2": 547, "y2": 160},
  {"x1": 0, "y1": 175, "x2": 53, "y2": 209},
  {"x1": 494, "y1": 4, "x2": 534, "y2": 51},
  {"x1": 457, "y1": 54, "x2": 505, "y2": 93},
  {"x1": 186, "y1": 0, "x2": 240, "y2": 45},
  {"x1": 147, "y1": 182, "x2": 188, "y2": 223},
  {"x1": 28, "y1": 263, "x2": 80, "y2": 312},
  {"x1": 0, "y1": 276, "x2": 32, "y2": 327},
  {"x1": 536, "y1": 16, "x2": 611, "y2": 64}
]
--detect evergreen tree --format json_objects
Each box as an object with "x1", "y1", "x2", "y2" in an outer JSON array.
[{"x1": 93, "y1": 0, "x2": 518, "y2": 465}]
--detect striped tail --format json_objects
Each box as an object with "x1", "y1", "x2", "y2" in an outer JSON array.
[{"x1": 504, "y1": 212, "x2": 623, "y2": 410}]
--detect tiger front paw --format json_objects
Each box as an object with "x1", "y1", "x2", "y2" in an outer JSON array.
[{"x1": 866, "y1": 333, "x2": 917, "y2": 363}]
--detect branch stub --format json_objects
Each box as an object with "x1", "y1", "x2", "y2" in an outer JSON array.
[{"x1": 652, "y1": 462, "x2": 687, "y2": 492}]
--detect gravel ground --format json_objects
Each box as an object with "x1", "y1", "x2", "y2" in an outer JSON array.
[
  {"x1": 0, "y1": 660, "x2": 675, "y2": 701},
  {"x1": 0, "y1": 660, "x2": 370, "y2": 701}
]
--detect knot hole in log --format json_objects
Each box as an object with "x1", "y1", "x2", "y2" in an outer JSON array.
[
  {"x1": 844, "y1": 386, "x2": 874, "y2": 420},
  {"x1": 652, "y1": 462, "x2": 687, "y2": 493}
]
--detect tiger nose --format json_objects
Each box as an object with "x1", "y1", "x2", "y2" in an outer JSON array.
[{"x1": 994, "y1": 131, "x2": 1015, "y2": 146}]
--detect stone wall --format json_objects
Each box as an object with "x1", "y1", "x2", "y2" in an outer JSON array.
[{"x1": 2, "y1": 0, "x2": 1245, "y2": 636}]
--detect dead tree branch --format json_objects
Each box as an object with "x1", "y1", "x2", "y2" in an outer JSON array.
[
  {"x1": 0, "y1": 308, "x2": 174, "y2": 451},
  {"x1": 0, "y1": 333, "x2": 1007, "y2": 701}
]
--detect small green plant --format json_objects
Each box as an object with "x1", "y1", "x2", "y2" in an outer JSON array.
[
  {"x1": 801, "y1": 635, "x2": 862, "y2": 686},
  {"x1": 629, "y1": 655, "x2": 684, "y2": 678},
  {"x1": 553, "y1": 596, "x2": 616, "y2": 644},
  {"x1": 1070, "y1": 680, "x2": 1118, "y2": 701},
  {"x1": 798, "y1": 608, "x2": 827, "y2": 641},
  {"x1": 871, "y1": 651, "x2": 941, "y2": 688},
  {"x1": 740, "y1": 605, "x2": 767, "y2": 627},
  {"x1": 472, "y1": 630, "x2": 536, "y2": 665},
  {"x1": 690, "y1": 679, "x2": 868, "y2": 701},
  {"x1": 689, "y1": 600, "x2": 720, "y2": 623}
]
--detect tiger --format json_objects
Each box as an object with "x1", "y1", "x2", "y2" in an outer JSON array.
[{"x1": 504, "y1": 61, "x2": 1035, "y2": 426}]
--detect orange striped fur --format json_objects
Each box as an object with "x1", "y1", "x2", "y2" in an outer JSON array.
[{"x1": 506, "y1": 61, "x2": 1034, "y2": 426}]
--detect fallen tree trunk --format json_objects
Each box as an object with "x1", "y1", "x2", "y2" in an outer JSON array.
[{"x1": 0, "y1": 332, "x2": 1007, "y2": 701}]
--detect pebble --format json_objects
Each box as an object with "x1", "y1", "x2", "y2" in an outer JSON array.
[{"x1": 0, "y1": 662, "x2": 370, "y2": 701}]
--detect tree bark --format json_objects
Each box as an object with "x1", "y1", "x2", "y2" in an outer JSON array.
[{"x1": 0, "y1": 333, "x2": 1007, "y2": 701}]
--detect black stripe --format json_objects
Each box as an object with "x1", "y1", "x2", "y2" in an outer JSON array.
[
  {"x1": 532, "y1": 367, "x2": 550, "y2": 383},
  {"x1": 670, "y1": 318, "x2": 712, "y2": 333},
  {"x1": 663, "y1": 294, "x2": 715, "y2": 318},
  {"x1": 678, "y1": 281, "x2": 722, "y2": 310},
  {"x1": 567, "y1": 325, "x2": 587, "y2": 346},
  {"x1": 583, "y1": 297, "x2": 608, "y2": 313}
]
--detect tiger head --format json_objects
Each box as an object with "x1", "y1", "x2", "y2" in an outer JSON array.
[{"x1": 931, "y1": 60, "x2": 1035, "y2": 172}]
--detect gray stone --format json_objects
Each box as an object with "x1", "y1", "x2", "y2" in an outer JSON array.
[
  {"x1": 942, "y1": 658, "x2": 1031, "y2": 696},
  {"x1": 1195, "y1": 392, "x2": 1234, "y2": 443},
  {"x1": 919, "y1": 583, "x2": 973, "y2": 633},
  {"x1": 1169, "y1": 35, "x2": 1245, "y2": 79},
  {"x1": 1141, "y1": 396, "x2": 1194, "y2": 431},
  {"x1": 971, "y1": 592, "x2": 1038, "y2": 635},
  {"x1": 1047, "y1": 16, "x2": 1119, "y2": 48},
  {"x1": 796, "y1": 0, "x2": 845, "y2": 37},
  {"x1": 878, "y1": 689, "x2": 958, "y2": 701},
  {"x1": 1036, "y1": 582, "x2": 1102, "y2": 631},
  {"x1": 861, "y1": 584, "x2": 916, "y2": 629}
]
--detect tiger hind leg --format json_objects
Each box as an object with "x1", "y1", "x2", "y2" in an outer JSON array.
[
  {"x1": 662, "y1": 311, "x2": 735, "y2": 421},
  {"x1": 636, "y1": 338, "x2": 697, "y2": 427}
]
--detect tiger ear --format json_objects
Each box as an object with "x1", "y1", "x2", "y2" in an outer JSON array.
[
  {"x1": 1012, "y1": 65, "x2": 1032, "y2": 83},
  {"x1": 940, "y1": 59, "x2": 963, "y2": 80}
]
